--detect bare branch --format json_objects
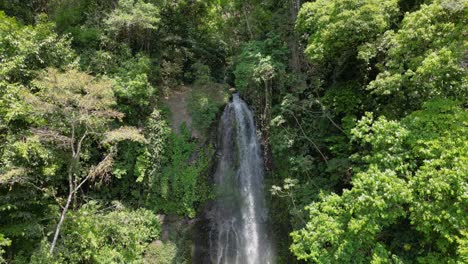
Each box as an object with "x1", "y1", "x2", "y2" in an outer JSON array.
[
  {"x1": 314, "y1": 91, "x2": 346, "y2": 135},
  {"x1": 71, "y1": 121, "x2": 76, "y2": 156},
  {"x1": 75, "y1": 129, "x2": 88, "y2": 158},
  {"x1": 291, "y1": 114, "x2": 329, "y2": 165},
  {"x1": 71, "y1": 149, "x2": 116, "y2": 197},
  {"x1": 324, "y1": 111, "x2": 346, "y2": 134}
]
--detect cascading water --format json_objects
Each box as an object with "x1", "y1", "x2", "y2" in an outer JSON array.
[{"x1": 209, "y1": 94, "x2": 273, "y2": 264}]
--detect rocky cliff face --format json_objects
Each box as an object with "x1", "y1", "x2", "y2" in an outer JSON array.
[{"x1": 151, "y1": 86, "x2": 227, "y2": 264}]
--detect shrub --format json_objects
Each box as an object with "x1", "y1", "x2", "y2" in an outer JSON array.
[
  {"x1": 188, "y1": 84, "x2": 228, "y2": 133},
  {"x1": 31, "y1": 202, "x2": 160, "y2": 263}
]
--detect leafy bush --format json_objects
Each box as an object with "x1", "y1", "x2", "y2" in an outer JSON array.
[
  {"x1": 146, "y1": 125, "x2": 213, "y2": 218},
  {"x1": 143, "y1": 241, "x2": 177, "y2": 264},
  {"x1": 49, "y1": 0, "x2": 102, "y2": 50},
  {"x1": 191, "y1": 62, "x2": 212, "y2": 85},
  {"x1": 31, "y1": 201, "x2": 160, "y2": 263},
  {"x1": 160, "y1": 53, "x2": 184, "y2": 89},
  {"x1": 322, "y1": 81, "x2": 363, "y2": 116},
  {"x1": 0, "y1": 234, "x2": 11, "y2": 263},
  {"x1": 137, "y1": 110, "x2": 214, "y2": 218},
  {"x1": 188, "y1": 84, "x2": 228, "y2": 133},
  {"x1": 0, "y1": 12, "x2": 74, "y2": 84},
  {"x1": 112, "y1": 54, "x2": 156, "y2": 123}
]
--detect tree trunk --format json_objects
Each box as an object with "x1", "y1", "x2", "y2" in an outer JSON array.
[
  {"x1": 262, "y1": 79, "x2": 272, "y2": 171},
  {"x1": 289, "y1": 0, "x2": 307, "y2": 74},
  {"x1": 290, "y1": 0, "x2": 301, "y2": 21},
  {"x1": 50, "y1": 156, "x2": 77, "y2": 255},
  {"x1": 49, "y1": 190, "x2": 73, "y2": 254},
  {"x1": 243, "y1": 4, "x2": 254, "y2": 39}
]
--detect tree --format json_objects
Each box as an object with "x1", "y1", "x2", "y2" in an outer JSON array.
[
  {"x1": 234, "y1": 37, "x2": 286, "y2": 165},
  {"x1": 296, "y1": 0, "x2": 399, "y2": 80},
  {"x1": 363, "y1": 0, "x2": 466, "y2": 115},
  {"x1": 104, "y1": 0, "x2": 160, "y2": 51},
  {"x1": 0, "y1": 0, "x2": 48, "y2": 24},
  {"x1": 0, "y1": 12, "x2": 74, "y2": 84},
  {"x1": 112, "y1": 53, "x2": 156, "y2": 124},
  {"x1": 27, "y1": 68, "x2": 146, "y2": 254},
  {"x1": 0, "y1": 13, "x2": 76, "y2": 258},
  {"x1": 290, "y1": 99, "x2": 467, "y2": 263}
]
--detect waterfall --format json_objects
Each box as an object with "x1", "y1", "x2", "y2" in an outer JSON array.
[{"x1": 209, "y1": 94, "x2": 273, "y2": 264}]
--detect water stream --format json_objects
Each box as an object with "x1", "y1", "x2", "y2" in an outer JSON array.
[{"x1": 209, "y1": 94, "x2": 273, "y2": 264}]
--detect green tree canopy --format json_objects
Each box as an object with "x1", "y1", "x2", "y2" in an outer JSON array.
[
  {"x1": 296, "y1": 0, "x2": 399, "y2": 67},
  {"x1": 105, "y1": 0, "x2": 160, "y2": 50},
  {"x1": 363, "y1": 0, "x2": 467, "y2": 114},
  {"x1": 291, "y1": 99, "x2": 467, "y2": 263}
]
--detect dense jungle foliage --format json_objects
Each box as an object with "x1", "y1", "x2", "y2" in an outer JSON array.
[{"x1": 0, "y1": 0, "x2": 466, "y2": 263}]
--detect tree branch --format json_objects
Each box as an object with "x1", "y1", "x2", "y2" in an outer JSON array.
[
  {"x1": 71, "y1": 121, "x2": 76, "y2": 156},
  {"x1": 75, "y1": 129, "x2": 88, "y2": 158},
  {"x1": 291, "y1": 113, "x2": 329, "y2": 165}
]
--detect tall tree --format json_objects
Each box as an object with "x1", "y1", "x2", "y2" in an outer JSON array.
[
  {"x1": 296, "y1": 0, "x2": 399, "y2": 82},
  {"x1": 26, "y1": 68, "x2": 146, "y2": 254},
  {"x1": 105, "y1": 0, "x2": 160, "y2": 51},
  {"x1": 364, "y1": 0, "x2": 466, "y2": 115}
]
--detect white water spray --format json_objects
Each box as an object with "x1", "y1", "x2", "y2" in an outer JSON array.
[{"x1": 209, "y1": 94, "x2": 273, "y2": 264}]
